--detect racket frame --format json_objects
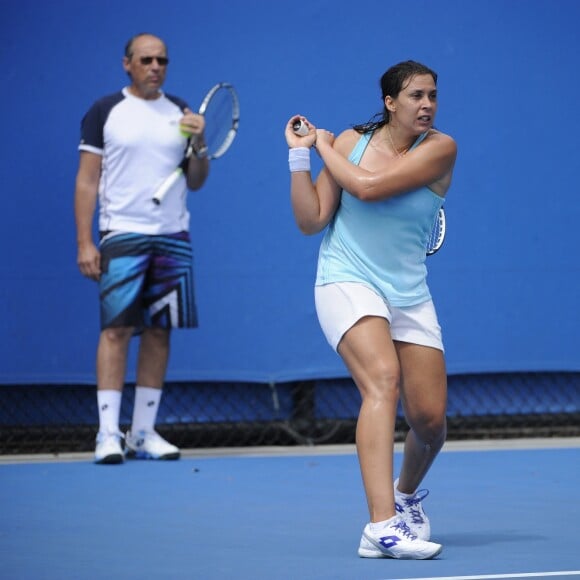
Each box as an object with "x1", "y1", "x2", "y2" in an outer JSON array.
[
  {"x1": 152, "y1": 82, "x2": 239, "y2": 205},
  {"x1": 199, "y1": 82, "x2": 240, "y2": 160},
  {"x1": 426, "y1": 208, "x2": 446, "y2": 256}
]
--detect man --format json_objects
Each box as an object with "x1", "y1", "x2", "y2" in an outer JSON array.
[{"x1": 74, "y1": 33, "x2": 209, "y2": 464}]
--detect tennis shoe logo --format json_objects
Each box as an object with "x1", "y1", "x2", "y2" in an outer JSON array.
[
  {"x1": 101, "y1": 404, "x2": 109, "y2": 411},
  {"x1": 379, "y1": 535, "x2": 401, "y2": 549},
  {"x1": 147, "y1": 401, "x2": 156, "y2": 407}
]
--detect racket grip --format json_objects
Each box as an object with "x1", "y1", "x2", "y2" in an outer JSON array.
[
  {"x1": 292, "y1": 119, "x2": 309, "y2": 136},
  {"x1": 152, "y1": 169, "x2": 182, "y2": 205}
]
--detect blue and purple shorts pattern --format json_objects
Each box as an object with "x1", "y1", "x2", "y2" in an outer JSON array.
[{"x1": 99, "y1": 231, "x2": 198, "y2": 331}]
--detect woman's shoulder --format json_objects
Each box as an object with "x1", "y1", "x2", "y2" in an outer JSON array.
[
  {"x1": 415, "y1": 129, "x2": 457, "y2": 163},
  {"x1": 334, "y1": 128, "x2": 365, "y2": 156},
  {"x1": 424, "y1": 128, "x2": 457, "y2": 149}
]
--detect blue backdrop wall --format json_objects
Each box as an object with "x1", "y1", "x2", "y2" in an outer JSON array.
[{"x1": 2, "y1": 0, "x2": 579, "y2": 385}]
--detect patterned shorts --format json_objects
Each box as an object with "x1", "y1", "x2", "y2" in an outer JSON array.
[{"x1": 99, "y1": 231, "x2": 198, "y2": 331}]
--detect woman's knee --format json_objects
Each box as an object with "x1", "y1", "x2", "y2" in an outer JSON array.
[
  {"x1": 410, "y1": 413, "x2": 447, "y2": 447},
  {"x1": 358, "y1": 361, "x2": 401, "y2": 402}
]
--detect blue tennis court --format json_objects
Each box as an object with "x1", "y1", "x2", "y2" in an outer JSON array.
[{"x1": 2, "y1": 439, "x2": 579, "y2": 580}]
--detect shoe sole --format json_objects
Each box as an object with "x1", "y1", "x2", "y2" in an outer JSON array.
[
  {"x1": 358, "y1": 547, "x2": 387, "y2": 558},
  {"x1": 95, "y1": 453, "x2": 124, "y2": 465},
  {"x1": 359, "y1": 534, "x2": 442, "y2": 560},
  {"x1": 125, "y1": 450, "x2": 180, "y2": 460},
  {"x1": 358, "y1": 545, "x2": 442, "y2": 560}
]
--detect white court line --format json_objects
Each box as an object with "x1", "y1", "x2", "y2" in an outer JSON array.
[
  {"x1": 1, "y1": 437, "x2": 579, "y2": 465},
  {"x1": 387, "y1": 571, "x2": 580, "y2": 580}
]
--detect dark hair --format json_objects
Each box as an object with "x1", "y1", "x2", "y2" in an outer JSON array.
[
  {"x1": 353, "y1": 60, "x2": 438, "y2": 134},
  {"x1": 124, "y1": 33, "x2": 165, "y2": 59}
]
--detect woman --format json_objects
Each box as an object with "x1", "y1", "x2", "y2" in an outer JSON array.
[{"x1": 285, "y1": 60, "x2": 457, "y2": 559}]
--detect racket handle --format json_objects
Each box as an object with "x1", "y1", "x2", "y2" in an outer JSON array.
[
  {"x1": 152, "y1": 169, "x2": 183, "y2": 205},
  {"x1": 292, "y1": 119, "x2": 309, "y2": 136}
]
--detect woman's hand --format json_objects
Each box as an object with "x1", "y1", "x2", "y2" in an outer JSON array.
[
  {"x1": 285, "y1": 115, "x2": 317, "y2": 149},
  {"x1": 314, "y1": 129, "x2": 335, "y2": 151}
]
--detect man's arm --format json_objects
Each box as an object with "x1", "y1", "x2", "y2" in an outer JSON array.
[
  {"x1": 74, "y1": 151, "x2": 102, "y2": 280},
  {"x1": 185, "y1": 151, "x2": 209, "y2": 191},
  {"x1": 179, "y1": 108, "x2": 210, "y2": 191}
]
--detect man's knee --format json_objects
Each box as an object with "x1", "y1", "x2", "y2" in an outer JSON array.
[
  {"x1": 142, "y1": 327, "x2": 170, "y2": 343},
  {"x1": 100, "y1": 326, "x2": 134, "y2": 345}
]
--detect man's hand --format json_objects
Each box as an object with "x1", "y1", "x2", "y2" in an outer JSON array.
[
  {"x1": 77, "y1": 241, "x2": 101, "y2": 281},
  {"x1": 179, "y1": 108, "x2": 205, "y2": 139}
]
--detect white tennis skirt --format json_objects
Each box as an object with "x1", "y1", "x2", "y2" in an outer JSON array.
[{"x1": 315, "y1": 282, "x2": 444, "y2": 353}]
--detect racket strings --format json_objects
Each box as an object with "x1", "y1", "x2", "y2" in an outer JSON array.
[
  {"x1": 428, "y1": 220, "x2": 442, "y2": 248},
  {"x1": 203, "y1": 91, "x2": 236, "y2": 157},
  {"x1": 427, "y1": 209, "x2": 445, "y2": 255}
]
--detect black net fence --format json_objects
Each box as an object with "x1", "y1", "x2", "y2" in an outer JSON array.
[{"x1": 1, "y1": 371, "x2": 579, "y2": 455}]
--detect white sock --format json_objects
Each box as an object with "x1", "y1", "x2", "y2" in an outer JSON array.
[
  {"x1": 394, "y1": 478, "x2": 413, "y2": 497},
  {"x1": 131, "y1": 386, "x2": 162, "y2": 433},
  {"x1": 369, "y1": 515, "x2": 398, "y2": 532},
  {"x1": 97, "y1": 390, "x2": 122, "y2": 434}
]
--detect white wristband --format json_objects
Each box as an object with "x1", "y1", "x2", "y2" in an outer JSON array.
[{"x1": 288, "y1": 147, "x2": 311, "y2": 172}]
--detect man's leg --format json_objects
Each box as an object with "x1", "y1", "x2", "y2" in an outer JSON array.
[
  {"x1": 132, "y1": 327, "x2": 170, "y2": 434},
  {"x1": 125, "y1": 327, "x2": 179, "y2": 460},
  {"x1": 95, "y1": 326, "x2": 133, "y2": 464}
]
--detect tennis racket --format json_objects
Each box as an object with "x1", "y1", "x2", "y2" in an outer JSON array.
[
  {"x1": 426, "y1": 208, "x2": 446, "y2": 256},
  {"x1": 292, "y1": 119, "x2": 309, "y2": 136},
  {"x1": 152, "y1": 82, "x2": 240, "y2": 205}
]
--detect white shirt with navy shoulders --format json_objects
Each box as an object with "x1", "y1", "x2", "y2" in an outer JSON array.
[{"x1": 79, "y1": 87, "x2": 191, "y2": 235}]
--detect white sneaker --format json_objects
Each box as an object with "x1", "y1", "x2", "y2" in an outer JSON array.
[
  {"x1": 95, "y1": 431, "x2": 124, "y2": 464},
  {"x1": 394, "y1": 479, "x2": 431, "y2": 540},
  {"x1": 125, "y1": 429, "x2": 180, "y2": 460},
  {"x1": 358, "y1": 516, "x2": 442, "y2": 559}
]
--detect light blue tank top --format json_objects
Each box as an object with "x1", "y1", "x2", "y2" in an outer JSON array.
[{"x1": 315, "y1": 131, "x2": 445, "y2": 307}]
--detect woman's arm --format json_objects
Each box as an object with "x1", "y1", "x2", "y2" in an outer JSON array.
[
  {"x1": 285, "y1": 117, "x2": 342, "y2": 235},
  {"x1": 315, "y1": 130, "x2": 457, "y2": 201},
  {"x1": 290, "y1": 165, "x2": 341, "y2": 235}
]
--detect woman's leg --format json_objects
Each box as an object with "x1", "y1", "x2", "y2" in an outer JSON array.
[
  {"x1": 338, "y1": 316, "x2": 400, "y2": 522},
  {"x1": 395, "y1": 341, "x2": 447, "y2": 494}
]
